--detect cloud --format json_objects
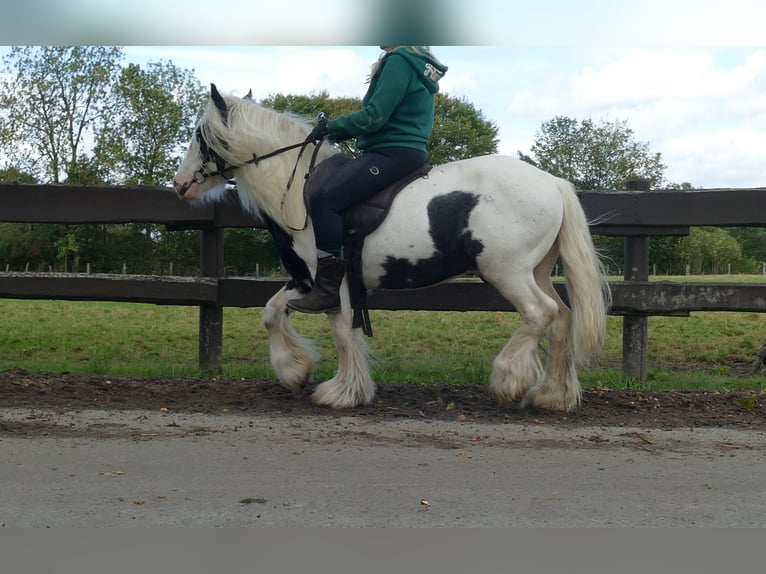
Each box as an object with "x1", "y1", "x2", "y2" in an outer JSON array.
[
  {"x1": 507, "y1": 48, "x2": 766, "y2": 187},
  {"x1": 125, "y1": 47, "x2": 374, "y2": 100},
  {"x1": 663, "y1": 127, "x2": 766, "y2": 188}
]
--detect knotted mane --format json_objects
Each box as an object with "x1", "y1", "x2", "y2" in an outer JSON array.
[{"x1": 198, "y1": 92, "x2": 339, "y2": 228}]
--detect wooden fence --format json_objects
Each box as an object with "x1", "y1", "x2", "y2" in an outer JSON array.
[{"x1": 2, "y1": 181, "x2": 766, "y2": 379}]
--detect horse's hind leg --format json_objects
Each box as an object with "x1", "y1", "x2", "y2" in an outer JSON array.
[
  {"x1": 262, "y1": 285, "x2": 318, "y2": 393},
  {"x1": 311, "y1": 286, "x2": 376, "y2": 408},
  {"x1": 521, "y1": 245, "x2": 581, "y2": 411},
  {"x1": 486, "y1": 270, "x2": 559, "y2": 405}
]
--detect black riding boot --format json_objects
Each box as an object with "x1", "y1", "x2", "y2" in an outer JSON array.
[{"x1": 287, "y1": 257, "x2": 347, "y2": 314}]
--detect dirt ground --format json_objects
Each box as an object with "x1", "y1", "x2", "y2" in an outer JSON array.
[{"x1": 1, "y1": 368, "x2": 763, "y2": 437}]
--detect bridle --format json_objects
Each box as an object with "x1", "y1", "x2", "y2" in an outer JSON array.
[{"x1": 177, "y1": 113, "x2": 328, "y2": 199}]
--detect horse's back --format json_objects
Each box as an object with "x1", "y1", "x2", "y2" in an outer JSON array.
[
  {"x1": 430, "y1": 154, "x2": 564, "y2": 193},
  {"x1": 384, "y1": 154, "x2": 565, "y2": 231},
  {"x1": 361, "y1": 154, "x2": 566, "y2": 289}
]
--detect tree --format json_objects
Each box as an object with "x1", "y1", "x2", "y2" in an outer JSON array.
[
  {"x1": 0, "y1": 49, "x2": 207, "y2": 274},
  {"x1": 92, "y1": 60, "x2": 207, "y2": 276},
  {"x1": 528, "y1": 116, "x2": 666, "y2": 191},
  {"x1": 0, "y1": 46, "x2": 123, "y2": 183},
  {"x1": 525, "y1": 115, "x2": 668, "y2": 272},
  {"x1": 727, "y1": 228, "x2": 766, "y2": 272},
  {"x1": 679, "y1": 227, "x2": 745, "y2": 274},
  {"x1": 223, "y1": 228, "x2": 281, "y2": 276},
  {"x1": 261, "y1": 91, "x2": 360, "y2": 125},
  {"x1": 95, "y1": 61, "x2": 207, "y2": 186},
  {"x1": 0, "y1": 223, "x2": 62, "y2": 271},
  {"x1": 429, "y1": 93, "x2": 499, "y2": 164},
  {"x1": 0, "y1": 166, "x2": 36, "y2": 184}
]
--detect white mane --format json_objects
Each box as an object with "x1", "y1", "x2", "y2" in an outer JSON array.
[{"x1": 199, "y1": 93, "x2": 339, "y2": 229}]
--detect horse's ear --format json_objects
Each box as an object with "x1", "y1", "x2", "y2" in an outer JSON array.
[
  {"x1": 210, "y1": 83, "x2": 228, "y2": 122},
  {"x1": 243, "y1": 89, "x2": 253, "y2": 100}
]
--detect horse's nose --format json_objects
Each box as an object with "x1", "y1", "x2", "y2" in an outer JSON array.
[{"x1": 173, "y1": 179, "x2": 190, "y2": 197}]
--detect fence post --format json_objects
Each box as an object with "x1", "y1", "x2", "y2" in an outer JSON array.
[
  {"x1": 199, "y1": 219, "x2": 224, "y2": 373},
  {"x1": 622, "y1": 179, "x2": 650, "y2": 382}
]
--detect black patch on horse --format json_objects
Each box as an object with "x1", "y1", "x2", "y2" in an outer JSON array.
[
  {"x1": 378, "y1": 191, "x2": 484, "y2": 289},
  {"x1": 262, "y1": 214, "x2": 312, "y2": 294}
]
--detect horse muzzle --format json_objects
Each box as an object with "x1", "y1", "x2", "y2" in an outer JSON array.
[{"x1": 173, "y1": 179, "x2": 193, "y2": 198}]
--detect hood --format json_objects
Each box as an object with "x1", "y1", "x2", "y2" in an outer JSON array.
[{"x1": 388, "y1": 48, "x2": 448, "y2": 94}]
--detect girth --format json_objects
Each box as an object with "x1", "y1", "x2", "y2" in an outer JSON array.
[{"x1": 303, "y1": 154, "x2": 433, "y2": 336}]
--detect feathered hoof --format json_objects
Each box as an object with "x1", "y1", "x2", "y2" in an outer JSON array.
[
  {"x1": 271, "y1": 356, "x2": 315, "y2": 394},
  {"x1": 520, "y1": 385, "x2": 579, "y2": 412},
  {"x1": 488, "y1": 374, "x2": 530, "y2": 405},
  {"x1": 311, "y1": 379, "x2": 375, "y2": 409},
  {"x1": 490, "y1": 384, "x2": 526, "y2": 405},
  {"x1": 278, "y1": 374, "x2": 312, "y2": 396}
]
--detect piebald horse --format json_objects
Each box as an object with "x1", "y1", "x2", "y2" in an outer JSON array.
[{"x1": 173, "y1": 84, "x2": 610, "y2": 411}]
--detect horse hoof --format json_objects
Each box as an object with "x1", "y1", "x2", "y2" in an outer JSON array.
[{"x1": 521, "y1": 388, "x2": 578, "y2": 412}]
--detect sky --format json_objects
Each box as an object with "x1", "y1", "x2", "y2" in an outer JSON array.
[{"x1": 2, "y1": 0, "x2": 765, "y2": 189}]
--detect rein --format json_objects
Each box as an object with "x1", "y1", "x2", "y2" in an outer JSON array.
[
  {"x1": 190, "y1": 135, "x2": 326, "y2": 232},
  {"x1": 192, "y1": 138, "x2": 315, "y2": 186}
]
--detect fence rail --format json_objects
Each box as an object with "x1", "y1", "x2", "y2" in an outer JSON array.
[{"x1": 2, "y1": 182, "x2": 766, "y2": 377}]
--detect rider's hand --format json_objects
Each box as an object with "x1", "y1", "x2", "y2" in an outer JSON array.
[{"x1": 307, "y1": 123, "x2": 329, "y2": 142}]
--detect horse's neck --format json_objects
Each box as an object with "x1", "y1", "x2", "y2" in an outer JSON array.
[{"x1": 236, "y1": 115, "x2": 337, "y2": 231}]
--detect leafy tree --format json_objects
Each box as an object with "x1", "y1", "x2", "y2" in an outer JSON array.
[
  {"x1": 95, "y1": 61, "x2": 207, "y2": 186},
  {"x1": 0, "y1": 49, "x2": 206, "y2": 274},
  {"x1": 524, "y1": 115, "x2": 668, "y2": 272},
  {"x1": 648, "y1": 236, "x2": 686, "y2": 275},
  {"x1": 0, "y1": 223, "x2": 62, "y2": 271},
  {"x1": 647, "y1": 185, "x2": 759, "y2": 275},
  {"x1": 0, "y1": 46, "x2": 123, "y2": 183},
  {"x1": 152, "y1": 229, "x2": 200, "y2": 276},
  {"x1": 0, "y1": 166, "x2": 36, "y2": 183},
  {"x1": 430, "y1": 93, "x2": 499, "y2": 164},
  {"x1": 728, "y1": 228, "x2": 766, "y2": 271},
  {"x1": 92, "y1": 60, "x2": 207, "y2": 275},
  {"x1": 528, "y1": 116, "x2": 666, "y2": 191},
  {"x1": 665, "y1": 181, "x2": 695, "y2": 191},
  {"x1": 679, "y1": 227, "x2": 745, "y2": 274},
  {"x1": 223, "y1": 228, "x2": 282, "y2": 276},
  {"x1": 261, "y1": 91, "x2": 360, "y2": 125}
]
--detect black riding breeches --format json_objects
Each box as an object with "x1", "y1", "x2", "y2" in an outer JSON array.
[{"x1": 310, "y1": 146, "x2": 428, "y2": 257}]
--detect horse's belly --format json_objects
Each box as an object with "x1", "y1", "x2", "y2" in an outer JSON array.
[{"x1": 362, "y1": 230, "x2": 469, "y2": 289}]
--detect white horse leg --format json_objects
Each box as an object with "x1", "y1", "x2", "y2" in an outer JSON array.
[
  {"x1": 262, "y1": 285, "x2": 318, "y2": 393},
  {"x1": 311, "y1": 285, "x2": 376, "y2": 408},
  {"x1": 487, "y1": 272, "x2": 559, "y2": 405},
  {"x1": 521, "y1": 246, "x2": 581, "y2": 412}
]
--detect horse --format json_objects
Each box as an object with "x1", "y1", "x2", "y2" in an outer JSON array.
[{"x1": 173, "y1": 84, "x2": 611, "y2": 412}]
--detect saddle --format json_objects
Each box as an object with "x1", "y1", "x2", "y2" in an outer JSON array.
[{"x1": 304, "y1": 154, "x2": 433, "y2": 336}]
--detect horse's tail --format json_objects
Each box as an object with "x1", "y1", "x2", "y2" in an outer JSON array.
[{"x1": 555, "y1": 178, "x2": 611, "y2": 364}]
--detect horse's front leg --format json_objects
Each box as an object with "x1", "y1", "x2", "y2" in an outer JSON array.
[
  {"x1": 311, "y1": 282, "x2": 376, "y2": 408},
  {"x1": 262, "y1": 284, "x2": 318, "y2": 394}
]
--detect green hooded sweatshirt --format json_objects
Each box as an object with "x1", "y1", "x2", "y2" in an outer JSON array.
[{"x1": 327, "y1": 47, "x2": 448, "y2": 152}]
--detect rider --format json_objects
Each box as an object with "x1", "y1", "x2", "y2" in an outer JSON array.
[{"x1": 287, "y1": 46, "x2": 448, "y2": 314}]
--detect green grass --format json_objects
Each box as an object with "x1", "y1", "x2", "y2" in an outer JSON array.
[
  {"x1": 649, "y1": 274, "x2": 766, "y2": 284},
  {"x1": 1, "y1": 275, "x2": 765, "y2": 391}
]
